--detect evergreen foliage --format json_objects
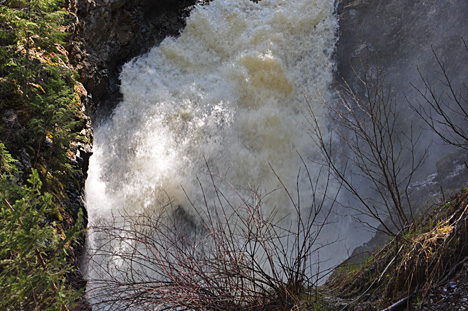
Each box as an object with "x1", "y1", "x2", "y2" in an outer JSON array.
[
  {"x1": 0, "y1": 142, "x2": 20, "y2": 200},
  {"x1": 0, "y1": 0, "x2": 86, "y2": 309},
  {"x1": 0, "y1": 169, "x2": 83, "y2": 311},
  {"x1": 0, "y1": 0, "x2": 84, "y2": 188}
]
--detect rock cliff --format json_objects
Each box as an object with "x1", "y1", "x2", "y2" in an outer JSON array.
[
  {"x1": 335, "y1": 0, "x2": 468, "y2": 263},
  {"x1": 336, "y1": 0, "x2": 468, "y2": 100},
  {"x1": 67, "y1": 0, "x2": 200, "y2": 118}
]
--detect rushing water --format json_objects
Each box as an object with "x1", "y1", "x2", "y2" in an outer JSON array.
[
  {"x1": 85, "y1": 0, "x2": 362, "y2": 308},
  {"x1": 86, "y1": 0, "x2": 339, "y2": 220}
]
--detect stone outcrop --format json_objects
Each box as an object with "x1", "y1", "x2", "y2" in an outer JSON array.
[
  {"x1": 335, "y1": 0, "x2": 468, "y2": 104},
  {"x1": 335, "y1": 0, "x2": 468, "y2": 264},
  {"x1": 336, "y1": 0, "x2": 468, "y2": 67},
  {"x1": 66, "y1": 0, "x2": 200, "y2": 119}
]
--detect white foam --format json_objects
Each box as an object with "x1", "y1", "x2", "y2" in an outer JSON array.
[
  {"x1": 86, "y1": 0, "x2": 338, "y2": 219},
  {"x1": 85, "y1": 0, "x2": 342, "y2": 306}
]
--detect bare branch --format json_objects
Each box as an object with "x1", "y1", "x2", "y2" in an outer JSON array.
[
  {"x1": 85, "y1": 162, "x2": 339, "y2": 310},
  {"x1": 307, "y1": 51, "x2": 426, "y2": 236}
]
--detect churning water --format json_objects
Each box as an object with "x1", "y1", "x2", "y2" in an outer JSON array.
[
  {"x1": 86, "y1": 0, "x2": 338, "y2": 218},
  {"x1": 85, "y1": 0, "x2": 364, "y2": 307}
]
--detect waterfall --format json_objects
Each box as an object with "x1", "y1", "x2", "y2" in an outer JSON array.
[
  {"x1": 86, "y1": 0, "x2": 338, "y2": 220},
  {"x1": 84, "y1": 0, "x2": 362, "y2": 308}
]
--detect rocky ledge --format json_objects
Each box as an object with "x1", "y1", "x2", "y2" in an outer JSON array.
[{"x1": 66, "y1": 0, "x2": 202, "y2": 119}]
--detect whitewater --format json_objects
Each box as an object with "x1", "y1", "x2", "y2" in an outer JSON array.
[
  {"x1": 86, "y1": 0, "x2": 337, "y2": 218},
  {"x1": 84, "y1": 0, "x2": 365, "y2": 308}
]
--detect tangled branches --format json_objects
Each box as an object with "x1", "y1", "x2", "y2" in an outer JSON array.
[
  {"x1": 85, "y1": 164, "x2": 339, "y2": 310},
  {"x1": 307, "y1": 55, "x2": 426, "y2": 236}
]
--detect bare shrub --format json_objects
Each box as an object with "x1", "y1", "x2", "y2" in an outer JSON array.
[
  {"x1": 85, "y1": 163, "x2": 339, "y2": 310},
  {"x1": 307, "y1": 55, "x2": 427, "y2": 236},
  {"x1": 411, "y1": 40, "x2": 468, "y2": 150}
]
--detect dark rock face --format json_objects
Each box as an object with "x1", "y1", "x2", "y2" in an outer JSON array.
[
  {"x1": 335, "y1": 0, "x2": 468, "y2": 263},
  {"x1": 335, "y1": 0, "x2": 468, "y2": 145},
  {"x1": 335, "y1": 0, "x2": 468, "y2": 192},
  {"x1": 336, "y1": 0, "x2": 468, "y2": 89},
  {"x1": 67, "y1": 0, "x2": 200, "y2": 119},
  {"x1": 335, "y1": 0, "x2": 468, "y2": 139}
]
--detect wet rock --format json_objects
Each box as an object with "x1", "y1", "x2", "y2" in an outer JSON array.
[
  {"x1": 336, "y1": 0, "x2": 468, "y2": 265},
  {"x1": 66, "y1": 0, "x2": 200, "y2": 119},
  {"x1": 423, "y1": 269, "x2": 468, "y2": 311},
  {"x1": 17, "y1": 148, "x2": 32, "y2": 172},
  {"x1": 335, "y1": 0, "x2": 468, "y2": 145}
]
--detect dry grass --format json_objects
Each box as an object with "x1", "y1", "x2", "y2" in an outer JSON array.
[{"x1": 325, "y1": 188, "x2": 468, "y2": 310}]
